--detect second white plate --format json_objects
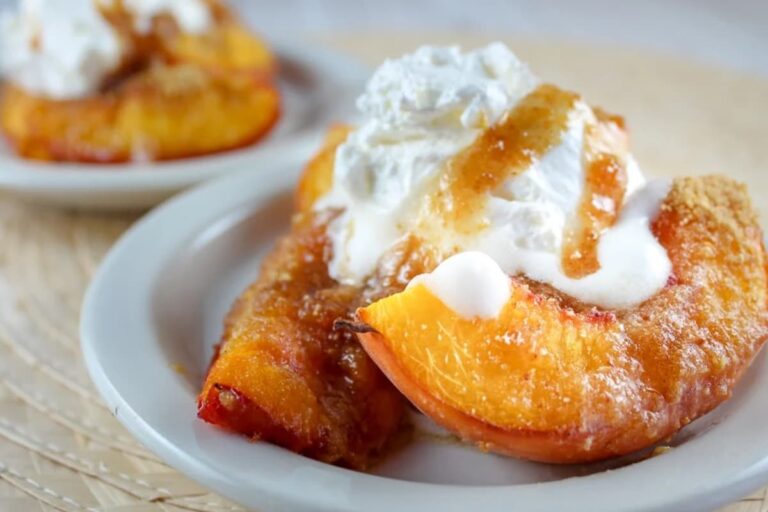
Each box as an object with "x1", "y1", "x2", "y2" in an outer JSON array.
[
  {"x1": 81, "y1": 149, "x2": 768, "y2": 512},
  {"x1": 0, "y1": 40, "x2": 367, "y2": 210}
]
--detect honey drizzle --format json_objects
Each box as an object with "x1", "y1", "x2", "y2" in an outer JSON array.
[
  {"x1": 416, "y1": 84, "x2": 630, "y2": 280},
  {"x1": 423, "y1": 84, "x2": 578, "y2": 234},
  {"x1": 561, "y1": 113, "x2": 629, "y2": 278}
]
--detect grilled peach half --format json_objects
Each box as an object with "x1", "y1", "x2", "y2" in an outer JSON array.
[
  {"x1": 0, "y1": 64, "x2": 279, "y2": 163},
  {"x1": 357, "y1": 176, "x2": 768, "y2": 463},
  {"x1": 198, "y1": 215, "x2": 407, "y2": 470}
]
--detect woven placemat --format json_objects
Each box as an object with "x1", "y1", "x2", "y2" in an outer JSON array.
[
  {"x1": 0, "y1": 196, "x2": 246, "y2": 511},
  {"x1": 0, "y1": 35, "x2": 766, "y2": 512}
]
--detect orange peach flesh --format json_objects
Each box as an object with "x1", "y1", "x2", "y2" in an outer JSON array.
[
  {"x1": 294, "y1": 124, "x2": 351, "y2": 213},
  {"x1": 357, "y1": 176, "x2": 768, "y2": 463},
  {"x1": 198, "y1": 214, "x2": 407, "y2": 470}
]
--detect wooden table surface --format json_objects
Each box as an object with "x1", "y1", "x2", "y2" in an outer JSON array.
[{"x1": 0, "y1": 33, "x2": 766, "y2": 512}]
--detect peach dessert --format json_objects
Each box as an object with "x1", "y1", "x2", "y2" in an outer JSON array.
[
  {"x1": 199, "y1": 44, "x2": 767, "y2": 466},
  {"x1": 0, "y1": 0, "x2": 279, "y2": 163}
]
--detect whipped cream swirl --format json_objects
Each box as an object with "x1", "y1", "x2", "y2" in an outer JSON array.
[{"x1": 318, "y1": 43, "x2": 672, "y2": 313}]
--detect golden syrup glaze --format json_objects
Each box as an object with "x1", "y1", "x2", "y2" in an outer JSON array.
[
  {"x1": 417, "y1": 83, "x2": 630, "y2": 280},
  {"x1": 421, "y1": 84, "x2": 578, "y2": 234},
  {"x1": 561, "y1": 114, "x2": 629, "y2": 277}
]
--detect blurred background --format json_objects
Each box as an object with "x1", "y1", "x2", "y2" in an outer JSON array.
[
  {"x1": 229, "y1": 0, "x2": 768, "y2": 75},
  {"x1": 0, "y1": 0, "x2": 765, "y2": 73},
  {"x1": 198, "y1": 0, "x2": 768, "y2": 194},
  {"x1": 0, "y1": 0, "x2": 764, "y2": 75}
]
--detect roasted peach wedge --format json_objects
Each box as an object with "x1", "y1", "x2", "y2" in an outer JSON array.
[
  {"x1": 356, "y1": 176, "x2": 768, "y2": 463},
  {"x1": 198, "y1": 215, "x2": 407, "y2": 470}
]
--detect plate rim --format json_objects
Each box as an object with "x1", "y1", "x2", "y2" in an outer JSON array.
[{"x1": 81, "y1": 157, "x2": 768, "y2": 512}]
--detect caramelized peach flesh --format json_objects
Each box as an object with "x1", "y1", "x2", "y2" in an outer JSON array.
[
  {"x1": 198, "y1": 214, "x2": 407, "y2": 470},
  {"x1": 294, "y1": 124, "x2": 350, "y2": 213},
  {"x1": 358, "y1": 176, "x2": 768, "y2": 463}
]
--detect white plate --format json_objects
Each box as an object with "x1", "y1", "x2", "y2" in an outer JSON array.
[
  {"x1": 81, "y1": 153, "x2": 768, "y2": 512},
  {"x1": 0, "y1": 40, "x2": 367, "y2": 211}
]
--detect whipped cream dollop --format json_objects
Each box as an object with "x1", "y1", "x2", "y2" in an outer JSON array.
[
  {"x1": 409, "y1": 252, "x2": 511, "y2": 319},
  {"x1": 320, "y1": 43, "x2": 540, "y2": 281},
  {"x1": 0, "y1": 0, "x2": 213, "y2": 100},
  {"x1": 319, "y1": 43, "x2": 672, "y2": 313},
  {"x1": 124, "y1": 0, "x2": 212, "y2": 34},
  {"x1": 0, "y1": 0, "x2": 123, "y2": 99}
]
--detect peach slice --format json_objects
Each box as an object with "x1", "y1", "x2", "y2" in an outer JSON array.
[
  {"x1": 198, "y1": 216, "x2": 406, "y2": 469},
  {"x1": 0, "y1": 65, "x2": 279, "y2": 163},
  {"x1": 357, "y1": 176, "x2": 768, "y2": 463}
]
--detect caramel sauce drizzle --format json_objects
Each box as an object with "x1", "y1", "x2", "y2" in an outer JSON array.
[
  {"x1": 417, "y1": 84, "x2": 630, "y2": 280},
  {"x1": 423, "y1": 84, "x2": 578, "y2": 234},
  {"x1": 561, "y1": 113, "x2": 629, "y2": 278}
]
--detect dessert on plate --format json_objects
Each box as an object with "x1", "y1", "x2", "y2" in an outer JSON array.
[
  {"x1": 199, "y1": 44, "x2": 768, "y2": 467},
  {"x1": 0, "y1": 0, "x2": 279, "y2": 163}
]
